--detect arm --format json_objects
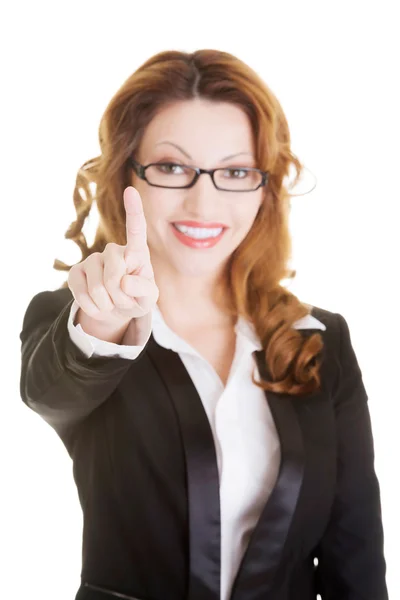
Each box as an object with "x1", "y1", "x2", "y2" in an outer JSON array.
[
  {"x1": 19, "y1": 289, "x2": 151, "y2": 447},
  {"x1": 314, "y1": 313, "x2": 388, "y2": 599}
]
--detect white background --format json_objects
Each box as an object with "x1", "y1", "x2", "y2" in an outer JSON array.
[{"x1": 1, "y1": 1, "x2": 398, "y2": 598}]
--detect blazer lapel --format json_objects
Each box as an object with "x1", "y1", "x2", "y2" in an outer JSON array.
[
  {"x1": 147, "y1": 330, "x2": 325, "y2": 600},
  {"x1": 229, "y1": 348, "x2": 314, "y2": 600},
  {"x1": 231, "y1": 352, "x2": 304, "y2": 600},
  {"x1": 147, "y1": 337, "x2": 221, "y2": 600}
]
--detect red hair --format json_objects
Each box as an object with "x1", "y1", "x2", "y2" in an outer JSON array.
[{"x1": 54, "y1": 49, "x2": 324, "y2": 396}]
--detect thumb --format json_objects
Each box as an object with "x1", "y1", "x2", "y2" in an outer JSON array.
[{"x1": 134, "y1": 261, "x2": 154, "y2": 280}]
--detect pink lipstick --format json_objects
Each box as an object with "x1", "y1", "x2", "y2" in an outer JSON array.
[{"x1": 171, "y1": 221, "x2": 228, "y2": 249}]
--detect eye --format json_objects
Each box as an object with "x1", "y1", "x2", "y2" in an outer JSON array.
[
  {"x1": 223, "y1": 168, "x2": 249, "y2": 179},
  {"x1": 155, "y1": 162, "x2": 186, "y2": 175}
]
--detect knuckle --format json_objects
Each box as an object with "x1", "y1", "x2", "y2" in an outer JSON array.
[
  {"x1": 84, "y1": 252, "x2": 102, "y2": 270},
  {"x1": 115, "y1": 294, "x2": 134, "y2": 309},
  {"x1": 104, "y1": 242, "x2": 119, "y2": 254},
  {"x1": 120, "y1": 276, "x2": 132, "y2": 295},
  {"x1": 76, "y1": 292, "x2": 99, "y2": 314},
  {"x1": 103, "y1": 276, "x2": 120, "y2": 292},
  {"x1": 88, "y1": 283, "x2": 107, "y2": 300},
  {"x1": 67, "y1": 266, "x2": 75, "y2": 283},
  {"x1": 109, "y1": 288, "x2": 134, "y2": 310},
  {"x1": 89, "y1": 251, "x2": 102, "y2": 261},
  {"x1": 67, "y1": 265, "x2": 80, "y2": 288}
]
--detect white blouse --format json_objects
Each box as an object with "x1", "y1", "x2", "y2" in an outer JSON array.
[{"x1": 67, "y1": 299, "x2": 326, "y2": 600}]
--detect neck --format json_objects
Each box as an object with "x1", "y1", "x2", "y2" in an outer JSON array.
[{"x1": 152, "y1": 261, "x2": 233, "y2": 328}]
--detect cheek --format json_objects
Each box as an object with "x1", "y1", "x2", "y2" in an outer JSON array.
[
  {"x1": 139, "y1": 192, "x2": 177, "y2": 245},
  {"x1": 234, "y1": 198, "x2": 263, "y2": 234}
]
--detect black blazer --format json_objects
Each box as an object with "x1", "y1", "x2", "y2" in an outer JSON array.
[{"x1": 19, "y1": 287, "x2": 388, "y2": 600}]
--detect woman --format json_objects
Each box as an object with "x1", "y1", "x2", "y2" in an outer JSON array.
[{"x1": 19, "y1": 49, "x2": 388, "y2": 600}]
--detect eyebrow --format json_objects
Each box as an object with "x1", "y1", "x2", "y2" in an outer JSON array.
[{"x1": 154, "y1": 141, "x2": 255, "y2": 162}]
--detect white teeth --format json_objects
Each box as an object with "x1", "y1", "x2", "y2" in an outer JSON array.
[{"x1": 173, "y1": 224, "x2": 223, "y2": 239}]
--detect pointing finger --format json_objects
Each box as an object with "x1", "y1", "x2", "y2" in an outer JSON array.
[{"x1": 124, "y1": 186, "x2": 148, "y2": 255}]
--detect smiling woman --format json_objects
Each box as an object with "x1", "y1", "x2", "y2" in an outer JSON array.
[
  {"x1": 123, "y1": 99, "x2": 270, "y2": 293},
  {"x1": 53, "y1": 55, "x2": 322, "y2": 397},
  {"x1": 20, "y1": 48, "x2": 388, "y2": 600}
]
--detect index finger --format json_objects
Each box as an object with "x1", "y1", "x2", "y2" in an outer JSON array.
[{"x1": 124, "y1": 186, "x2": 148, "y2": 253}]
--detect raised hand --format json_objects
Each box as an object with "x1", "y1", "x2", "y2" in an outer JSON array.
[{"x1": 68, "y1": 186, "x2": 159, "y2": 324}]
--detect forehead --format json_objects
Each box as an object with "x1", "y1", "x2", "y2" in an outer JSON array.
[{"x1": 139, "y1": 99, "x2": 255, "y2": 160}]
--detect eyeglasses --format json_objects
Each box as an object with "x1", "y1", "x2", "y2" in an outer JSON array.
[{"x1": 129, "y1": 157, "x2": 269, "y2": 192}]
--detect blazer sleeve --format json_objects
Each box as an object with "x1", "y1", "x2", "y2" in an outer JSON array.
[
  {"x1": 19, "y1": 289, "x2": 149, "y2": 449},
  {"x1": 314, "y1": 313, "x2": 389, "y2": 600}
]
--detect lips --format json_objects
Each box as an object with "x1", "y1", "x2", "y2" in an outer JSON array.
[
  {"x1": 170, "y1": 223, "x2": 227, "y2": 249},
  {"x1": 172, "y1": 220, "x2": 228, "y2": 228}
]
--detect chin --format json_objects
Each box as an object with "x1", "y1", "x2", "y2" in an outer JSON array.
[
  {"x1": 175, "y1": 263, "x2": 215, "y2": 278},
  {"x1": 173, "y1": 253, "x2": 229, "y2": 278}
]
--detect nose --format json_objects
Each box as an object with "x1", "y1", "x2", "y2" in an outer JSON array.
[{"x1": 182, "y1": 171, "x2": 222, "y2": 218}]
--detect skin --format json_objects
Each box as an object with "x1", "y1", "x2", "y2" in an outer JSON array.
[{"x1": 130, "y1": 97, "x2": 265, "y2": 331}]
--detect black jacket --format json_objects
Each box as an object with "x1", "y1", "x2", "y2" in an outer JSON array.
[{"x1": 19, "y1": 287, "x2": 388, "y2": 600}]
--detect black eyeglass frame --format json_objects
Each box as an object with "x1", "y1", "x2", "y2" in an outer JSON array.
[{"x1": 129, "y1": 157, "x2": 269, "y2": 192}]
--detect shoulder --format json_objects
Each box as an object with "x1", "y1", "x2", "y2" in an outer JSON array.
[
  {"x1": 307, "y1": 304, "x2": 364, "y2": 391},
  {"x1": 308, "y1": 304, "x2": 354, "y2": 348},
  {"x1": 308, "y1": 304, "x2": 340, "y2": 331}
]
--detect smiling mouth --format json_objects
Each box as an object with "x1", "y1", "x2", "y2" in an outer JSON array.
[
  {"x1": 170, "y1": 223, "x2": 227, "y2": 248},
  {"x1": 172, "y1": 223, "x2": 225, "y2": 239}
]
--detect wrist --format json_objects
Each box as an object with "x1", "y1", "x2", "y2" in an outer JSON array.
[
  {"x1": 121, "y1": 312, "x2": 152, "y2": 346},
  {"x1": 75, "y1": 308, "x2": 133, "y2": 344}
]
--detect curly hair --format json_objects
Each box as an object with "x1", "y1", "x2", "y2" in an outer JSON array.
[{"x1": 54, "y1": 48, "x2": 324, "y2": 396}]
